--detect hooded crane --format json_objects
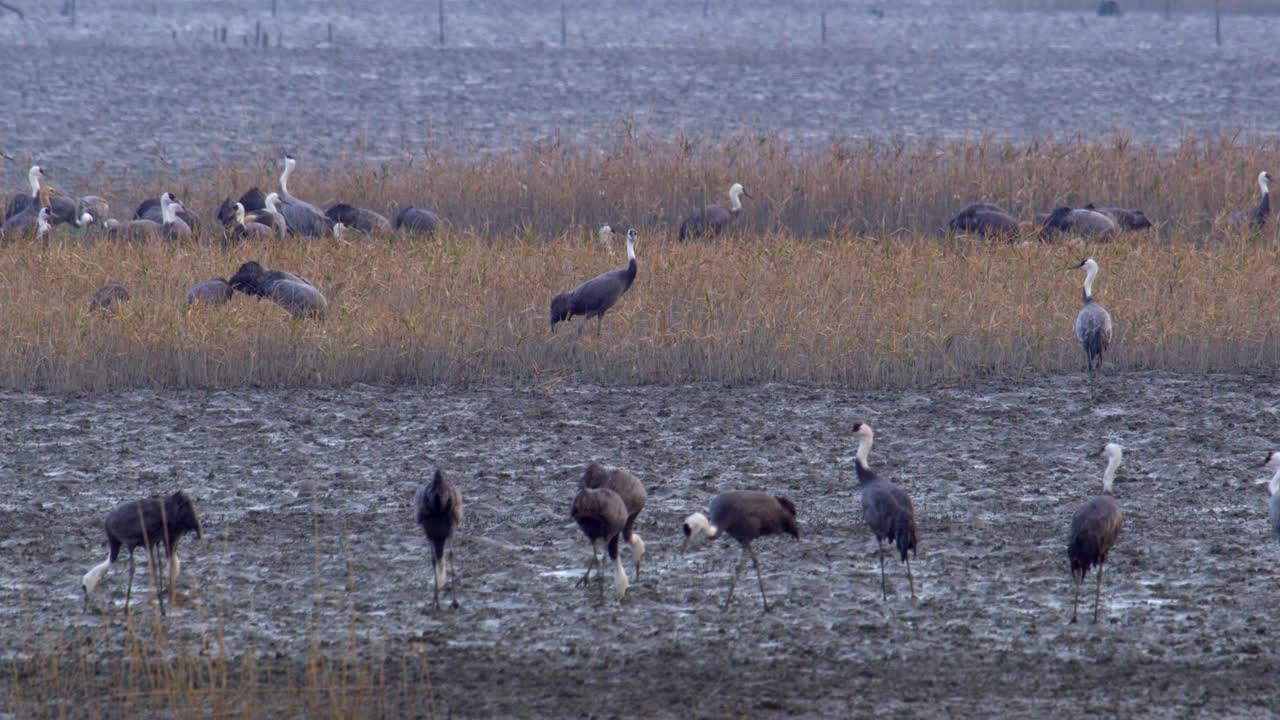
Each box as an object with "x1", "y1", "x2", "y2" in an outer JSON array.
[
  {"x1": 1, "y1": 186, "x2": 54, "y2": 236},
  {"x1": 228, "y1": 260, "x2": 328, "y2": 319},
  {"x1": 216, "y1": 187, "x2": 268, "y2": 227},
  {"x1": 851, "y1": 422, "x2": 918, "y2": 599},
  {"x1": 678, "y1": 182, "x2": 749, "y2": 241},
  {"x1": 277, "y1": 155, "x2": 334, "y2": 237},
  {"x1": 4, "y1": 165, "x2": 46, "y2": 221},
  {"x1": 681, "y1": 491, "x2": 799, "y2": 612},
  {"x1": 946, "y1": 202, "x2": 1020, "y2": 239},
  {"x1": 185, "y1": 278, "x2": 233, "y2": 306},
  {"x1": 550, "y1": 228, "x2": 637, "y2": 337},
  {"x1": 1082, "y1": 204, "x2": 1153, "y2": 231},
  {"x1": 393, "y1": 207, "x2": 441, "y2": 235},
  {"x1": 1073, "y1": 258, "x2": 1113, "y2": 376},
  {"x1": 81, "y1": 491, "x2": 202, "y2": 613},
  {"x1": 1068, "y1": 443, "x2": 1124, "y2": 623},
  {"x1": 1257, "y1": 452, "x2": 1280, "y2": 545},
  {"x1": 1232, "y1": 171, "x2": 1272, "y2": 229},
  {"x1": 326, "y1": 203, "x2": 391, "y2": 234},
  {"x1": 571, "y1": 486, "x2": 630, "y2": 600},
  {"x1": 230, "y1": 202, "x2": 278, "y2": 242},
  {"x1": 90, "y1": 282, "x2": 130, "y2": 313},
  {"x1": 580, "y1": 462, "x2": 646, "y2": 580},
  {"x1": 415, "y1": 468, "x2": 464, "y2": 609},
  {"x1": 134, "y1": 192, "x2": 197, "y2": 233},
  {"x1": 1040, "y1": 207, "x2": 1119, "y2": 240}
]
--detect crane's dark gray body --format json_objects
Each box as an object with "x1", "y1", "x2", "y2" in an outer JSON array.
[
  {"x1": 134, "y1": 196, "x2": 197, "y2": 231},
  {"x1": 580, "y1": 462, "x2": 646, "y2": 577},
  {"x1": 1075, "y1": 289, "x2": 1113, "y2": 374},
  {"x1": 186, "y1": 278, "x2": 233, "y2": 306},
  {"x1": 571, "y1": 486, "x2": 628, "y2": 593},
  {"x1": 229, "y1": 261, "x2": 328, "y2": 319},
  {"x1": 947, "y1": 203, "x2": 1019, "y2": 238},
  {"x1": 216, "y1": 188, "x2": 268, "y2": 227},
  {"x1": 326, "y1": 203, "x2": 391, "y2": 234},
  {"x1": 1084, "y1": 205, "x2": 1152, "y2": 230},
  {"x1": 393, "y1": 207, "x2": 441, "y2": 234},
  {"x1": 90, "y1": 282, "x2": 130, "y2": 312},
  {"x1": 1232, "y1": 184, "x2": 1270, "y2": 228},
  {"x1": 1041, "y1": 207, "x2": 1119, "y2": 239},
  {"x1": 855, "y1": 457, "x2": 918, "y2": 599},
  {"x1": 686, "y1": 490, "x2": 799, "y2": 611},
  {"x1": 678, "y1": 203, "x2": 735, "y2": 241},
  {"x1": 1068, "y1": 493, "x2": 1122, "y2": 622},
  {"x1": 550, "y1": 248, "x2": 636, "y2": 334},
  {"x1": 415, "y1": 468, "x2": 464, "y2": 608},
  {"x1": 86, "y1": 491, "x2": 202, "y2": 611}
]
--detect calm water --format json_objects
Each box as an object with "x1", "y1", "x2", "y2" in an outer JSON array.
[{"x1": 2, "y1": 0, "x2": 1278, "y2": 185}]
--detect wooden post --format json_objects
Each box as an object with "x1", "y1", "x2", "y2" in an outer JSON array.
[
  {"x1": 327, "y1": 22, "x2": 333, "y2": 44},
  {"x1": 820, "y1": 10, "x2": 826, "y2": 46},
  {"x1": 255, "y1": 20, "x2": 261, "y2": 47},
  {"x1": 703, "y1": 0, "x2": 710, "y2": 18},
  {"x1": 438, "y1": 0, "x2": 445, "y2": 46},
  {"x1": 1164, "y1": 0, "x2": 1171, "y2": 20},
  {"x1": 277, "y1": 31, "x2": 282, "y2": 48},
  {"x1": 68, "y1": 0, "x2": 76, "y2": 27},
  {"x1": 560, "y1": 2, "x2": 567, "y2": 46},
  {"x1": 221, "y1": 26, "x2": 227, "y2": 43},
  {"x1": 271, "y1": 0, "x2": 277, "y2": 17},
  {"x1": 1214, "y1": 0, "x2": 1221, "y2": 46}
]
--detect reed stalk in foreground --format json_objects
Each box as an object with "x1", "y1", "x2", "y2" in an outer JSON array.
[{"x1": 0, "y1": 230, "x2": 1277, "y2": 392}]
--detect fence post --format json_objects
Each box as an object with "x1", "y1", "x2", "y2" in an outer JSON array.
[
  {"x1": 272, "y1": 0, "x2": 277, "y2": 17},
  {"x1": 438, "y1": 0, "x2": 445, "y2": 46},
  {"x1": 561, "y1": 2, "x2": 567, "y2": 46},
  {"x1": 820, "y1": 10, "x2": 826, "y2": 46},
  {"x1": 1214, "y1": 0, "x2": 1221, "y2": 46}
]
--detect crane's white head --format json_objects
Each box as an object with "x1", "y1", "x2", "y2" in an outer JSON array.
[
  {"x1": 1258, "y1": 451, "x2": 1280, "y2": 495},
  {"x1": 681, "y1": 512, "x2": 714, "y2": 552},
  {"x1": 333, "y1": 222, "x2": 346, "y2": 240},
  {"x1": 625, "y1": 228, "x2": 637, "y2": 260},
  {"x1": 265, "y1": 192, "x2": 281, "y2": 211},
  {"x1": 28, "y1": 165, "x2": 45, "y2": 193},
  {"x1": 599, "y1": 224, "x2": 613, "y2": 240},
  {"x1": 233, "y1": 202, "x2": 246, "y2": 224},
  {"x1": 77, "y1": 212, "x2": 94, "y2": 227},
  {"x1": 630, "y1": 532, "x2": 645, "y2": 564},
  {"x1": 1261, "y1": 171, "x2": 1273, "y2": 194},
  {"x1": 851, "y1": 421, "x2": 875, "y2": 464},
  {"x1": 728, "y1": 182, "x2": 749, "y2": 211},
  {"x1": 1075, "y1": 257, "x2": 1100, "y2": 297}
]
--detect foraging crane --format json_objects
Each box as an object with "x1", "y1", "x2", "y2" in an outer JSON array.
[
  {"x1": 579, "y1": 462, "x2": 646, "y2": 580},
  {"x1": 571, "y1": 486, "x2": 630, "y2": 600},
  {"x1": 81, "y1": 491, "x2": 202, "y2": 613},
  {"x1": 681, "y1": 491, "x2": 799, "y2": 611}
]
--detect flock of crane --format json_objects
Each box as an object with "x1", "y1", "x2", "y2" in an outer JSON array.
[{"x1": 7, "y1": 155, "x2": 1269, "y2": 621}]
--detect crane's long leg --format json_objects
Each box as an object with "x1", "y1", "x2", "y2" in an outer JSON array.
[
  {"x1": 430, "y1": 552, "x2": 440, "y2": 609},
  {"x1": 1071, "y1": 571, "x2": 1082, "y2": 624},
  {"x1": 877, "y1": 539, "x2": 888, "y2": 600},
  {"x1": 1093, "y1": 563, "x2": 1105, "y2": 623},
  {"x1": 125, "y1": 551, "x2": 136, "y2": 611},
  {"x1": 596, "y1": 314, "x2": 603, "y2": 337},
  {"x1": 576, "y1": 541, "x2": 600, "y2": 587},
  {"x1": 724, "y1": 547, "x2": 749, "y2": 609},
  {"x1": 447, "y1": 547, "x2": 460, "y2": 609},
  {"x1": 748, "y1": 546, "x2": 771, "y2": 613},
  {"x1": 150, "y1": 546, "x2": 166, "y2": 616},
  {"x1": 905, "y1": 555, "x2": 916, "y2": 600},
  {"x1": 167, "y1": 550, "x2": 179, "y2": 605}
]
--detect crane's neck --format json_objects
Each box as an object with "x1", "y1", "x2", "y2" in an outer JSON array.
[
  {"x1": 234, "y1": 202, "x2": 246, "y2": 226},
  {"x1": 1101, "y1": 454, "x2": 1121, "y2": 493},
  {"x1": 1082, "y1": 265, "x2": 1097, "y2": 300},
  {"x1": 162, "y1": 199, "x2": 177, "y2": 224},
  {"x1": 1268, "y1": 466, "x2": 1280, "y2": 496},
  {"x1": 626, "y1": 237, "x2": 635, "y2": 262},
  {"x1": 37, "y1": 210, "x2": 50, "y2": 235},
  {"x1": 729, "y1": 187, "x2": 743, "y2": 212},
  {"x1": 28, "y1": 168, "x2": 41, "y2": 197},
  {"x1": 855, "y1": 434, "x2": 873, "y2": 466},
  {"x1": 1260, "y1": 173, "x2": 1271, "y2": 197},
  {"x1": 266, "y1": 194, "x2": 279, "y2": 212},
  {"x1": 281, "y1": 159, "x2": 295, "y2": 196}
]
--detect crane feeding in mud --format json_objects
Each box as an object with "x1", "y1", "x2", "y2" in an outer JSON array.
[
  {"x1": 571, "y1": 486, "x2": 630, "y2": 600},
  {"x1": 415, "y1": 468, "x2": 464, "y2": 609},
  {"x1": 1073, "y1": 258, "x2": 1113, "y2": 376},
  {"x1": 850, "y1": 422, "x2": 918, "y2": 600},
  {"x1": 1068, "y1": 442, "x2": 1124, "y2": 624},
  {"x1": 681, "y1": 491, "x2": 799, "y2": 612},
  {"x1": 81, "y1": 491, "x2": 202, "y2": 613},
  {"x1": 550, "y1": 228, "x2": 638, "y2": 338},
  {"x1": 579, "y1": 462, "x2": 646, "y2": 580}
]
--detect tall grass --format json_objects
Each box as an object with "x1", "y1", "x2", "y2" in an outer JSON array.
[{"x1": 1, "y1": 231, "x2": 1278, "y2": 392}]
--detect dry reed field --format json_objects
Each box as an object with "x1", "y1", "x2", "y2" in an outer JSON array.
[{"x1": 1, "y1": 229, "x2": 1278, "y2": 391}]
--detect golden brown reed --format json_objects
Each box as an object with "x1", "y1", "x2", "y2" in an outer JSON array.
[{"x1": 1, "y1": 229, "x2": 1278, "y2": 392}]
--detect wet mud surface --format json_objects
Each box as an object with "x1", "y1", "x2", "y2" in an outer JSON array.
[
  {"x1": 3, "y1": 372, "x2": 1280, "y2": 716},
  {"x1": 3, "y1": 1, "x2": 1280, "y2": 184}
]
